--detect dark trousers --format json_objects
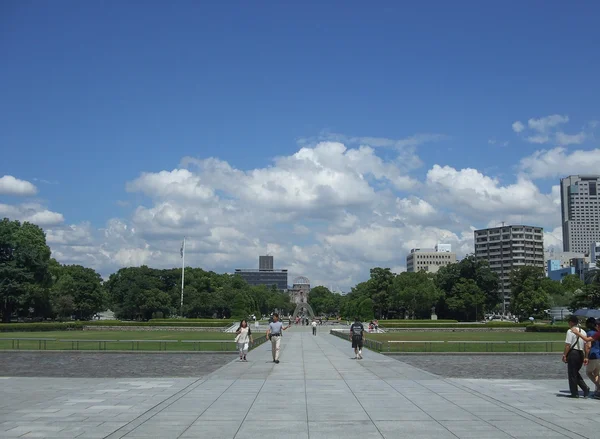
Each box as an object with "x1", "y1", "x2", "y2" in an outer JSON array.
[
  {"x1": 567, "y1": 350, "x2": 589, "y2": 396},
  {"x1": 312, "y1": 327, "x2": 316, "y2": 335}
]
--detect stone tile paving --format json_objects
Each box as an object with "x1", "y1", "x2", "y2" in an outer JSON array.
[
  {"x1": 0, "y1": 353, "x2": 236, "y2": 378},
  {"x1": 392, "y1": 353, "x2": 566, "y2": 379},
  {"x1": 0, "y1": 328, "x2": 598, "y2": 438}
]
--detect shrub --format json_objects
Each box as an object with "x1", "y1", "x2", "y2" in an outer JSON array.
[
  {"x1": 0, "y1": 322, "x2": 84, "y2": 332},
  {"x1": 525, "y1": 324, "x2": 569, "y2": 333}
]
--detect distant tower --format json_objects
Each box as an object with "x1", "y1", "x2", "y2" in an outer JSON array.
[{"x1": 259, "y1": 255, "x2": 274, "y2": 271}]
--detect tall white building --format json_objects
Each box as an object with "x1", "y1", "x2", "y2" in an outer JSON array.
[
  {"x1": 561, "y1": 175, "x2": 600, "y2": 253},
  {"x1": 406, "y1": 245, "x2": 457, "y2": 273},
  {"x1": 474, "y1": 225, "x2": 544, "y2": 311}
]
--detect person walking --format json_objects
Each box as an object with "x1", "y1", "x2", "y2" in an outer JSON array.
[
  {"x1": 349, "y1": 317, "x2": 365, "y2": 359},
  {"x1": 235, "y1": 319, "x2": 253, "y2": 362},
  {"x1": 311, "y1": 319, "x2": 317, "y2": 336},
  {"x1": 563, "y1": 316, "x2": 590, "y2": 398},
  {"x1": 265, "y1": 313, "x2": 290, "y2": 364}
]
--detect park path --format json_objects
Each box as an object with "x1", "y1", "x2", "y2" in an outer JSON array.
[{"x1": 1, "y1": 327, "x2": 599, "y2": 438}]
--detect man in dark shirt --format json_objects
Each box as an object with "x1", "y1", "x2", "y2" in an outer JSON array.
[{"x1": 349, "y1": 317, "x2": 365, "y2": 359}]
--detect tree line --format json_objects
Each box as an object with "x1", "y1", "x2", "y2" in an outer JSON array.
[{"x1": 2, "y1": 218, "x2": 599, "y2": 323}]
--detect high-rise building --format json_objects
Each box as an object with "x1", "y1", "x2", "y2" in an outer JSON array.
[
  {"x1": 474, "y1": 225, "x2": 544, "y2": 311},
  {"x1": 235, "y1": 256, "x2": 288, "y2": 290},
  {"x1": 406, "y1": 245, "x2": 457, "y2": 273},
  {"x1": 560, "y1": 175, "x2": 600, "y2": 253},
  {"x1": 259, "y1": 255, "x2": 274, "y2": 271}
]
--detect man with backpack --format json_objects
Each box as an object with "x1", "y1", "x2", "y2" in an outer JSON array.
[{"x1": 349, "y1": 317, "x2": 365, "y2": 360}]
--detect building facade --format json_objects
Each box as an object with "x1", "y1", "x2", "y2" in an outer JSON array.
[
  {"x1": 259, "y1": 255, "x2": 274, "y2": 271},
  {"x1": 235, "y1": 256, "x2": 288, "y2": 291},
  {"x1": 406, "y1": 244, "x2": 457, "y2": 273},
  {"x1": 474, "y1": 225, "x2": 544, "y2": 310},
  {"x1": 561, "y1": 175, "x2": 600, "y2": 253},
  {"x1": 234, "y1": 269, "x2": 288, "y2": 291}
]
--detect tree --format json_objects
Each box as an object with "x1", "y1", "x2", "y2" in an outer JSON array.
[
  {"x1": 52, "y1": 265, "x2": 105, "y2": 320},
  {"x1": 357, "y1": 297, "x2": 374, "y2": 321},
  {"x1": 0, "y1": 219, "x2": 52, "y2": 322},
  {"x1": 435, "y1": 256, "x2": 500, "y2": 320},
  {"x1": 391, "y1": 272, "x2": 442, "y2": 319},
  {"x1": 446, "y1": 279, "x2": 484, "y2": 321},
  {"x1": 308, "y1": 286, "x2": 339, "y2": 316},
  {"x1": 509, "y1": 267, "x2": 551, "y2": 318},
  {"x1": 368, "y1": 268, "x2": 394, "y2": 319}
]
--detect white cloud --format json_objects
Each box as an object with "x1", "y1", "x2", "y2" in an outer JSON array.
[
  {"x1": 0, "y1": 203, "x2": 64, "y2": 226},
  {"x1": 1, "y1": 137, "x2": 575, "y2": 289},
  {"x1": 526, "y1": 135, "x2": 550, "y2": 144},
  {"x1": 425, "y1": 165, "x2": 558, "y2": 227},
  {"x1": 512, "y1": 121, "x2": 525, "y2": 133},
  {"x1": 126, "y1": 169, "x2": 215, "y2": 201},
  {"x1": 0, "y1": 175, "x2": 37, "y2": 196},
  {"x1": 519, "y1": 147, "x2": 600, "y2": 179},
  {"x1": 556, "y1": 131, "x2": 586, "y2": 146},
  {"x1": 528, "y1": 114, "x2": 569, "y2": 133}
]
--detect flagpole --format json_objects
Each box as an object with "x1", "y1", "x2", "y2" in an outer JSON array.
[{"x1": 180, "y1": 237, "x2": 185, "y2": 316}]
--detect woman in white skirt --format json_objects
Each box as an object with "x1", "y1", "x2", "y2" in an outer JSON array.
[{"x1": 235, "y1": 319, "x2": 253, "y2": 361}]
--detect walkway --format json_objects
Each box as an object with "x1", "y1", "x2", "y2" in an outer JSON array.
[{"x1": 1, "y1": 328, "x2": 599, "y2": 438}]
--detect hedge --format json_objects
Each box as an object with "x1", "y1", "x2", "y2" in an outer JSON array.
[
  {"x1": 380, "y1": 319, "x2": 458, "y2": 325},
  {"x1": 149, "y1": 318, "x2": 237, "y2": 324},
  {"x1": 378, "y1": 322, "x2": 531, "y2": 329},
  {"x1": 85, "y1": 321, "x2": 231, "y2": 328},
  {"x1": 525, "y1": 324, "x2": 569, "y2": 333},
  {"x1": 0, "y1": 320, "x2": 234, "y2": 331},
  {"x1": 0, "y1": 322, "x2": 84, "y2": 332}
]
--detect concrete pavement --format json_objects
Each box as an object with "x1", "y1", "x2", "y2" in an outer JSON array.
[{"x1": 1, "y1": 327, "x2": 599, "y2": 438}]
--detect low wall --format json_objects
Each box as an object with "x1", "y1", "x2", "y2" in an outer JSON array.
[
  {"x1": 383, "y1": 327, "x2": 526, "y2": 333},
  {"x1": 83, "y1": 326, "x2": 227, "y2": 332}
]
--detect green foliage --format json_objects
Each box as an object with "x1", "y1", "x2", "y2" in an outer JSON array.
[
  {"x1": 509, "y1": 267, "x2": 551, "y2": 318},
  {"x1": 0, "y1": 322, "x2": 83, "y2": 332},
  {"x1": 51, "y1": 264, "x2": 106, "y2": 320},
  {"x1": 0, "y1": 219, "x2": 52, "y2": 322},
  {"x1": 390, "y1": 271, "x2": 442, "y2": 319},
  {"x1": 525, "y1": 324, "x2": 569, "y2": 333},
  {"x1": 435, "y1": 255, "x2": 500, "y2": 320},
  {"x1": 357, "y1": 297, "x2": 375, "y2": 321},
  {"x1": 308, "y1": 286, "x2": 339, "y2": 316}
]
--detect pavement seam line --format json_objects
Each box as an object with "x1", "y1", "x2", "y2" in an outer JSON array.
[
  {"x1": 102, "y1": 377, "x2": 206, "y2": 439},
  {"x1": 314, "y1": 334, "x2": 385, "y2": 438},
  {"x1": 325, "y1": 333, "x2": 460, "y2": 437},
  {"x1": 174, "y1": 377, "x2": 242, "y2": 439},
  {"x1": 374, "y1": 348, "x2": 582, "y2": 439},
  {"x1": 441, "y1": 378, "x2": 586, "y2": 439},
  {"x1": 302, "y1": 332, "x2": 310, "y2": 439}
]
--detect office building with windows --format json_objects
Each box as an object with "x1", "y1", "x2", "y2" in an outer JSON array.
[
  {"x1": 474, "y1": 225, "x2": 544, "y2": 310},
  {"x1": 406, "y1": 244, "x2": 457, "y2": 273},
  {"x1": 259, "y1": 255, "x2": 274, "y2": 271},
  {"x1": 235, "y1": 256, "x2": 288, "y2": 291},
  {"x1": 561, "y1": 175, "x2": 600, "y2": 254}
]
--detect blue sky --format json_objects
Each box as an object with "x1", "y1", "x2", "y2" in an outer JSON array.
[{"x1": 1, "y1": 1, "x2": 599, "y2": 288}]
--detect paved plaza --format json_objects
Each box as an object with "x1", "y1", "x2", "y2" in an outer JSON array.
[{"x1": 1, "y1": 328, "x2": 600, "y2": 438}]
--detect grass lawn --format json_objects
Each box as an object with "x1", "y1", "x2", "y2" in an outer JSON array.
[
  {"x1": 0, "y1": 330, "x2": 265, "y2": 352},
  {"x1": 362, "y1": 331, "x2": 566, "y2": 353}
]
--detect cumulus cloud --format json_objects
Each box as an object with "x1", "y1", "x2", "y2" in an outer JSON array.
[
  {"x1": 0, "y1": 203, "x2": 64, "y2": 226},
  {"x1": 425, "y1": 165, "x2": 558, "y2": 227},
  {"x1": 519, "y1": 147, "x2": 600, "y2": 179},
  {"x1": 0, "y1": 175, "x2": 37, "y2": 196},
  {"x1": 2, "y1": 138, "x2": 571, "y2": 289}
]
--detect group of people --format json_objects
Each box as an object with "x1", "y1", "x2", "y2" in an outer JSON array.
[
  {"x1": 235, "y1": 314, "x2": 365, "y2": 363},
  {"x1": 564, "y1": 315, "x2": 600, "y2": 398}
]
